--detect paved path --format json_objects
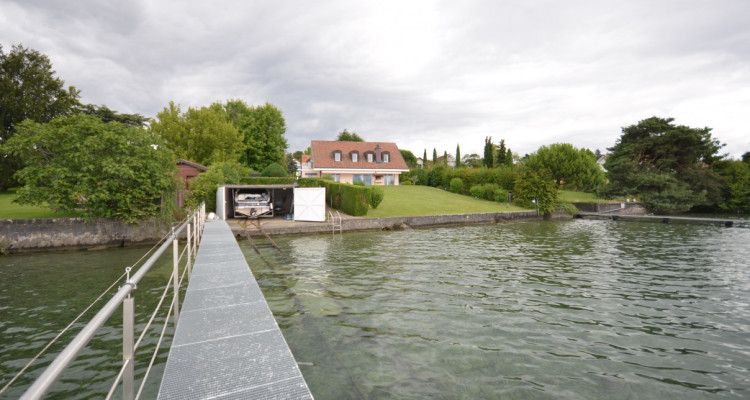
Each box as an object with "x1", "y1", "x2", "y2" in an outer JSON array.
[{"x1": 158, "y1": 219, "x2": 312, "y2": 399}]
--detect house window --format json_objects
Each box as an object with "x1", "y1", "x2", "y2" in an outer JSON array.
[
  {"x1": 353, "y1": 174, "x2": 373, "y2": 185},
  {"x1": 384, "y1": 175, "x2": 395, "y2": 185},
  {"x1": 306, "y1": 173, "x2": 317, "y2": 178},
  {"x1": 383, "y1": 153, "x2": 390, "y2": 163},
  {"x1": 334, "y1": 151, "x2": 341, "y2": 162},
  {"x1": 366, "y1": 153, "x2": 374, "y2": 162},
  {"x1": 332, "y1": 174, "x2": 340, "y2": 182},
  {"x1": 351, "y1": 152, "x2": 359, "y2": 162}
]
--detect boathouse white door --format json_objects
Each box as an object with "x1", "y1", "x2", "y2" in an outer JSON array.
[{"x1": 293, "y1": 187, "x2": 326, "y2": 222}]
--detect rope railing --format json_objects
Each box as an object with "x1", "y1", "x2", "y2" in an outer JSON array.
[{"x1": 17, "y1": 203, "x2": 206, "y2": 400}]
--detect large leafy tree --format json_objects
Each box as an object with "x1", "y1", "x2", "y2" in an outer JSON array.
[
  {"x1": 1, "y1": 44, "x2": 81, "y2": 190},
  {"x1": 400, "y1": 149, "x2": 417, "y2": 168},
  {"x1": 513, "y1": 169, "x2": 558, "y2": 214},
  {"x1": 212, "y1": 100, "x2": 288, "y2": 171},
  {"x1": 336, "y1": 129, "x2": 364, "y2": 142},
  {"x1": 525, "y1": 143, "x2": 604, "y2": 191},
  {"x1": 4, "y1": 114, "x2": 178, "y2": 223},
  {"x1": 714, "y1": 159, "x2": 750, "y2": 213},
  {"x1": 150, "y1": 101, "x2": 243, "y2": 166},
  {"x1": 603, "y1": 117, "x2": 724, "y2": 214},
  {"x1": 79, "y1": 104, "x2": 148, "y2": 128}
]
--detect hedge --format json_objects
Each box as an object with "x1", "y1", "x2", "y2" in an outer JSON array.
[
  {"x1": 296, "y1": 178, "x2": 372, "y2": 216},
  {"x1": 241, "y1": 177, "x2": 296, "y2": 185}
]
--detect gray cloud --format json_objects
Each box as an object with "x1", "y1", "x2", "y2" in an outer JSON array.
[{"x1": 2, "y1": 0, "x2": 749, "y2": 158}]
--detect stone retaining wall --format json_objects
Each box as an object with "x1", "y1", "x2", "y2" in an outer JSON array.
[
  {"x1": 0, "y1": 218, "x2": 170, "y2": 254},
  {"x1": 572, "y1": 202, "x2": 647, "y2": 215}
]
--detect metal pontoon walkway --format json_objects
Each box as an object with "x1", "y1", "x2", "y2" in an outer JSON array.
[{"x1": 158, "y1": 220, "x2": 312, "y2": 399}]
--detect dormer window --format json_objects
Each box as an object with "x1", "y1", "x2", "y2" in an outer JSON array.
[
  {"x1": 366, "y1": 152, "x2": 374, "y2": 162},
  {"x1": 383, "y1": 152, "x2": 390, "y2": 163},
  {"x1": 351, "y1": 152, "x2": 359, "y2": 162},
  {"x1": 333, "y1": 151, "x2": 342, "y2": 162}
]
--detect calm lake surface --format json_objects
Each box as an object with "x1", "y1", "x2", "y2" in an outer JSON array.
[{"x1": 2, "y1": 219, "x2": 749, "y2": 399}]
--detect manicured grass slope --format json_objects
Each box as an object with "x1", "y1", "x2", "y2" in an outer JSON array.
[
  {"x1": 365, "y1": 185, "x2": 528, "y2": 218},
  {"x1": 0, "y1": 191, "x2": 81, "y2": 219},
  {"x1": 557, "y1": 190, "x2": 617, "y2": 203}
]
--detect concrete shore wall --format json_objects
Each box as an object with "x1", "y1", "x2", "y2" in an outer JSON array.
[{"x1": 0, "y1": 218, "x2": 171, "y2": 254}]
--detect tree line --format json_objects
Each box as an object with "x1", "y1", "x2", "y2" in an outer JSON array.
[{"x1": 1, "y1": 44, "x2": 290, "y2": 222}]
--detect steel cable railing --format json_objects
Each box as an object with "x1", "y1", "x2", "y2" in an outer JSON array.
[{"x1": 17, "y1": 203, "x2": 206, "y2": 400}]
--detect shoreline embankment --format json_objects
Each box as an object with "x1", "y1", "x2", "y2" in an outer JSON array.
[{"x1": 0, "y1": 202, "x2": 647, "y2": 254}]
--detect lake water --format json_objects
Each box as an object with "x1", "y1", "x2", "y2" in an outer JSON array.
[{"x1": 1, "y1": 219, "x2": 749, "y2": 399}]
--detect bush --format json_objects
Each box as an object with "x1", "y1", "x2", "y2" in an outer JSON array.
[
  {"x1": 495, "y1": 167, "x2": 517, "y2": 191},
  {"x1": 449, "y1": 178, "x2": 464, "y2": 194},
  {"x1": 555, "y1": 202, "x2": 579, "y2": 215},
  {"x1": 469, "y1": 185, "x2": 485, "y2": 199},
  {"x1": 493, "y1": 188, "x2": 509, "y2": 203},
  {"x1": 340, "y1": 184, "x2": 370, "y2": 215},
  {"x1": 369, "y1": 187, "x2": 385, "y2": 209},
  {"x1": 414, "y1": 169, "x2": 429, "y2": 186},
  {"x1": 261, "y1": 162, "x2": 287, "y2": 177},
  {"x1": 483, "y1": 183, "x2": 499, "y2": 201},
  {"x1": 353, "y1": 180, "x2": 365, "y2": 186},
  {"x1": 241, "y1": 177, "x2": 295, "y2": 185},
  {"x1": 401, "y1": 181, "x2": 413, "y2": 185},
  {"x1": 513, "y1": 169, "x2": 558, "y2": 214}
]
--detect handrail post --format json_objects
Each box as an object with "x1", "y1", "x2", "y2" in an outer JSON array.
[
  {"x1": 172, "y1": 238, "x2": 180, "y2": 325},
  {"x1": 122, "y1": 296, "x2": 134, "y2": 400},
  {"x1": 186, "y1": 223, "x2": 192, "y2": 280}
]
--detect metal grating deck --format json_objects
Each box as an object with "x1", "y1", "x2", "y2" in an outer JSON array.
[{"x1": 158, "y1": 220, "x2": 313, "y2": 399}]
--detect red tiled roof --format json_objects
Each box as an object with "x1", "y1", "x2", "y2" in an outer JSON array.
[
  {"x1": 311, "y1": 141, "x2": 409, "y2": 170},
  {"x1": 301, "y1": 155, "x2": 311, "y2": 163},
  {"x1": 177, "y1": 158, "x2": 208, "y2": 171}
]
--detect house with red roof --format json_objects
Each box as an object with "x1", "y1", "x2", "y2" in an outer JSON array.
[{"x1": 302, "y1": 140, "x2": 410, "y2": 185}]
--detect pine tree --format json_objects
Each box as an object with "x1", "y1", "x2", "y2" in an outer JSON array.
[
  {"x1": 433, "y1": 148, "x2": 438, "y2": 165},
  {"x1": 497, "y1": 139, "x2": 507, "y2": 165},
  {"x1": 455, "y1": 144, "x2": 462, "y2": 167},
  {"x1": 483, "y1": 137, "x2": 494, "y2": 168}
]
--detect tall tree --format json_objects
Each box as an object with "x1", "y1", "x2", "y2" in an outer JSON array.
[
  {"x1": 525, "y1": 143, "x2": 604, "y2": 191},
  {"x1": 432, "y1": 148, "x2": 438, "y2": 165},
  {"x1": 151, "y1": 101, "x2": 242, "y2": 166},
  {"x1": 714, "y1": 159, "x2": 750, "y2": 212},
  {"x1": 4, "y1": 114, "x2": 177, "y2": 222},
  {"x1": 505, "y1": 148, "x2": 514, "y2": 168},
  {"x1": 603, "y1": 117, "x2": 724, "y2": 213},
  {"x1": 400, "y1": 149, "x2": 417, "y2": 168},
  {"x1": 336, "y1": 129, "x2": 364, "y2": 141},
  {"x1": 79, "y1": 104, "x2": 147, "y2": 127},
  {"x1": 496, "y1": 139, "x2": 507, "y2": 166},
  {"x1": 443, "y1": 151, "x2": 448, "y2": 166},
  {"x1": 238, "y1": 102, "x2": 288, "y2": 171},
  {"x1": 483, "y1": 137, "x2": 494, "y2": 168},
  {"x1": 455, "y1": 144, "x2": 462, "y2": 168},
  {"x1": 1, "y1": 44, "x2": 81, "y2": 190},
  {"x1": 423, "y1": 149, "x2": 428, "y2": 167}
]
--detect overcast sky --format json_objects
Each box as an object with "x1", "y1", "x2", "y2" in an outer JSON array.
[{"x1": 2, "y1": 0, "x2": 749, "y2": 158}]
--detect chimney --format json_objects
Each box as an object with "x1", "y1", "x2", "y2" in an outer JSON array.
[{"x1": 375, "y1": 144, "x2": 382, "y2": 163}]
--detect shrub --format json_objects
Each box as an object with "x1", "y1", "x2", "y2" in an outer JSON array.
[
  {"x1": 321, "y1": 174, "x2": 335, "y2": 180},
  {"x1": 241, "y1": 177, "x2": 295, "y2": 185},
  {"x1": 513, "y1": 169, "x2": 558, "y2": 214},
  {"x1": 449, "y1": 178, "x2": 464, "y2": 193},
  {"x1": 369, "y1": 187, "x2": 385, "y2": 209},
  {"x1": 469, "y1": 185, "x2": 485, "y2": 199},
  {"x1": 353, "y1": 180, "x2": 365, "y2": 186},
  {"x1": 401, "y1": 181, "x2": 413, "y2": 185},
  {"x1": 495, "y1": 166, "x2": 517, "y2": 191},
  {"x1": 555, "y1": 202, "x2": 579, "y2": 215},
  {"x1": 261, "y1": 162, "x2": 287, "y2": 177},
  {"x1": 340, "y1": 184, "x2": 370, "y2": 215},
  {"x1": 483, "y1": 183, "x2": 499, "y2": 201},
  {"x1": 414, "y1": 169, "x2": 429, "y2": 186},
  {"x1": 493, "y1": 188, "x2": 509, "y2": 203}
]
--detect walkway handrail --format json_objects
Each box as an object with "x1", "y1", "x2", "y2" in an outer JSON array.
[{"x1": 20, "y1": 203, "x2": 206, "y2": 400}]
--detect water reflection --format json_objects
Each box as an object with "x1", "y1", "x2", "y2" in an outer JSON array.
[{"x1": 248, "y1": 220, "x2": 750, "y2": 399}]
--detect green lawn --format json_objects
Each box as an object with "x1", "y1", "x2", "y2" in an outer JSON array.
[
  {"x1": 0, "y1": 190, "x2": 81, "y2": 219},
  {"x1": 558, "y1": 190, "x2": 617, "y2": 203},
  {"x1": 365, "y1": 185, "x2": 529, "y2": 218}
]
